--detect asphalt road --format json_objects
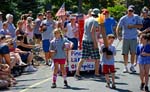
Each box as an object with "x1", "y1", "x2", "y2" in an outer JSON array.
[{"x1": 1, "y1": 40, "x2": 146, "y2": 92}]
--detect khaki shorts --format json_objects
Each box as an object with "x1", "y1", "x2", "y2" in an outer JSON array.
[{"x1": 122, "y1": 39, "x2": 137, "y2": 55}]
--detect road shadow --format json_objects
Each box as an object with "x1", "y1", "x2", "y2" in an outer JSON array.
[
  {"x1": 57, "y1": 86, "x2": 89, "y2": 90},
  {"x1": 129, "y1": 72, "x2": 140, "y2": 75},
  {"x1": 130, "y1": 72, "x2": 150, "y2": 77},
  {"x1": 115, "y1": 61, "x2": 124, "y2": 63},
  {"x1": 111, "y1": 87, "x2": 133, "y2": 92},
  {"x1": 11, "y1": 86, "x2": 42, "y2": 91},
  {"x1": 17, "y1": 72, "x2": 35, "y2": 76},
  {"x1": 0, "y1": 88, "x2": 10, "y2": 91},
  {"x1": 79, "y1": 74, "x2": 120, "y2": 81},
  {"x1": 115, "y1": 82, "x2": 128, "y2": 85},
  {"x1": 116, "y1": 73, "x2": 126, "y2": 77},
  {"x1": 0, "y1": 86, "x2": 42, "y2": 91}
]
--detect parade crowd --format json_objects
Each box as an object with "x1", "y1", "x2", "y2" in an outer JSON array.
[{"x1": 0, "y1": 4, "x2": 150, "y2": 92}]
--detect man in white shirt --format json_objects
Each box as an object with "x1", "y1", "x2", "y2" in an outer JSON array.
[{"x1": 0, "y1": 11, "x2": 3, "y2": 30}]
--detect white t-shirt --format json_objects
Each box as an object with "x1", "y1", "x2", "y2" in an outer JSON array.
[
  {"x1": 66, "y1": 23, "x2": 78, "y2": 38},
  {"x1": 0, "y1": 21, "x2": 2, "y2": 30},
  {"x1": 26, "y1": 24, "x2": 33, "y2": 39}
]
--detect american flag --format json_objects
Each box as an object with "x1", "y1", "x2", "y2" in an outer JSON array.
[{"x1": 56, "y1": 3, "x2": 65, "y2": 17}]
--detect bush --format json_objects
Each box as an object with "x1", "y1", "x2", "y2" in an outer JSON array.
[{"x1": 107, "y1": 5, "x2": 127, "y2": 21}]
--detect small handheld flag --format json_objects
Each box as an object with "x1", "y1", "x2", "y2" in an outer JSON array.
[{"x1": 56, "y1": 3, "x2": 65, "y2": 17}]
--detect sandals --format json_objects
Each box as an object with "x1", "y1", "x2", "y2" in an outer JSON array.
[
  {"x1": 106, "y1": 83, "x2": 116, "y2": 89},
  {"x1": 106, "y1": 83, "x2": 110, "y2": 88}
]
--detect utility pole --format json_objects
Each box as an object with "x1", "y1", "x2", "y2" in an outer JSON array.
[
  {"x1": 126, "y1": 0, "x2": 128, "y2": 8},
  {"x1": 78, "y1": 0, "x2": 82, "y2": 13}
]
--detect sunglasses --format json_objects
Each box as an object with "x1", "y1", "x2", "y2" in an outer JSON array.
[{"x1": 129, "y1": 10, "x2": 133, "y2": 12}]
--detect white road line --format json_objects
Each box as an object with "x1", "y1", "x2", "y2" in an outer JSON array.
[{"x1": 19, "y1": 78, "x2": 51, "y2": 92}]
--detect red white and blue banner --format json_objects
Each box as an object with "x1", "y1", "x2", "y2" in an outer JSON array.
[{"x1": 68, "y1": 50, "x2": 95, "y2": 71}]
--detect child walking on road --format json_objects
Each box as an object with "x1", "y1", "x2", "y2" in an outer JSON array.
[
  {"x1": 136, "y1": 34, "x2": 150, "y2": 92},
  {"x1": 100, "y1": 34, "x2": 116, "y2": 89},
  {"x1": 50, "y1": 28, "x2": 73, "y2": 88}
]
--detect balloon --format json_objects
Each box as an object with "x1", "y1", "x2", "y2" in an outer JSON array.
[{"x1": 97, "y1": 14, "x2": 105, "y2": 24}]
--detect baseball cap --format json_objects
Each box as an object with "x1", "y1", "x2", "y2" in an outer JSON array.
[
  {"x1": 66, "y1": 11, "x2": 72, "y2": 15},
  {"x1": 107, "y1": 34, "x2": 115, "y2": 39},
  {"x1": 0, "y1": 11, "x2": 2, "y2": 15},
  {"x1": 66, "y1": 12, "x2": 70, "y2": 16},
  {"x1": 28, "y1": 11, "x2": 32, "y2": 14},
  {"x1": 91, "y1": 8, "x2": 100, "y2": 16},
  {"x1": 37, "y1": 13, "x2": 43, "y2": 16},
  {"x1": 69, "y1": 15, "x2": 76, "y2": 20},
  {"x1": 142, "y1": 7, "x2": 149, "y2": 13},
  {"x1": 27, "y1": 17, "x2": 33, "y2": 20},
  {"x1": 128, "y1": 7, "x2": 134, "y2": 11},
  {"x1": 6, "y1": 14, "x2": 13, "y2": 20},
  {"x1": 0, "y1": 34, "x2": 5, "y2": 40},
  {"x1": 102, "y1": 9, "x2": 109, "y2": 15},
  {"x1": 88, "y1": 9, "x2": 93, "y2": 14},
  {"x1": 46, "y1": 10, "x2": 52, "y2": 13},
  {"x1": 128, "y1": 5, "x2": 135, "y2": 11},
  {"x1": 128, "y1": 5, "x2": 135, "y2": 8}
]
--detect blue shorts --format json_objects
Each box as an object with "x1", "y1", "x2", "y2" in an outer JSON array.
[
  {"x1": 138, "y1": 56, "x2": 150, "y2": 64},
  {"x1": 34, "y1": 34, "x2": 42, "y2": 39},
  {"x1": 42, "y1": 39, "x2": 50, "y2": 52},
  {"x1": 0, "y1": 45, "x2": 9, "y2": 54},
  {"x1": 67, "y1": 38, "x2": 78, "y2": 50},
  {"x1": 19, "y1": 52, "x2": 30, "y2": 63}
]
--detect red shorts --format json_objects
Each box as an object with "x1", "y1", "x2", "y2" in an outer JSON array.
[
  {"x1": 103, "y1": 65, "x2": 115, "y2": 74},
  {"x1": 53, "y1": 59, "x2": 66, "y2": 64}
]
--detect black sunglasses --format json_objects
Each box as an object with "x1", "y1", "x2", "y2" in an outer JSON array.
[{"x1": 129, "y1": 10, "x2": 134, "y2": 12}]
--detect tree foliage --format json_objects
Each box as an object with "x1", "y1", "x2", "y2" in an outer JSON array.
[
  {"x1": 0, "y1": 0, "x2": 149, "y2": 22},
  {"x1": 107, "y1": 5, "x2": 127, "y2": 21}
]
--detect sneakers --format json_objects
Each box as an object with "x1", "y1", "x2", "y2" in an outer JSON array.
[
  {"x1": 130, "y1": 66, "x2": 136, "y2": 73},
  {"x1": 123, "y1": 67, "x2": 128, "y2": 73},
  {"x1": 50, "y1": 62, "x2": 54, "y2": 70},
  {"x1": 140, "y1": 83, "x2": 145, "y2": 90},
  {"x1": 51, "y1": 81, "x2": 68, "y2": 88},
  {"x1": 94, "y1": 74, "x2": 101, "y2": 78},
  {"x1": 74, "y1": 74, "x2": 82, "y2": 80},
  {"x1": 19, "y1": 61, "x2": 27, "y2": 66},
  {"x1": 45, "y1": 60, "x2": 52, "y2": 66},
  {"x1": 106, "y1": 83, "x2": 110, "y2": 88},
  {"x1": 106, "y1": 83, "x2": 116, "y2": 89},
  {"x1": 123, "y1": 66, "x2": 136, "y2": 73},
  {"x1": 112, "y1": 83, "x2": 116, "y2": 89},
  {"x1": 64, "y1": 80, "x2": 68, "y2": 87},
  {"x1": 24, "y1": 65, "x2": 37, "y2": 72},
  {"x1": 51, "y1": 83, "x2": 56, "y2": 88},
  {"x1": 45, "y1": 62, "x2": 51, "y2": 66},
  {"x1": 145, "y1": 86, "x2": 149, "y2": 92}
]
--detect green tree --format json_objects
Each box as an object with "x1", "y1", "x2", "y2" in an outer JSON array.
[
  {"x1": 0, "y1": 0, "x2": 149, "y2": 22},
  {"x1": 107, "y1": 5, "x2": 127, "y2": 21}
]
